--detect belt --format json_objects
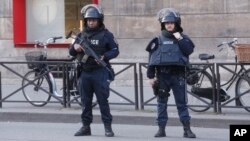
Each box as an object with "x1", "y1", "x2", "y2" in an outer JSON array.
[
  {"x1": 80, "y1": 65, "x2": 102, "y2": 72},
  {"x1": 159, "y1": 66, "x2": 185, "y2": 74}
]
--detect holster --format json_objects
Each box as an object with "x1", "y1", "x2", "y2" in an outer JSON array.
[
  {"x1": 152, "y1": 80, "x2": 160, "y2": 96},
  {"x1": 108, "y1": 67, "x2": 115, "y2": 81},
  {"x1": 76, "y1": 64, "x2": 82, "y2": 78},
  {"x1": 152, "y1": 80, "x2": 170, "y2": 97}
]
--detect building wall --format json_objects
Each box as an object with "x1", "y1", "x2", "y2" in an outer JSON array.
[
  {"x1": 1, "y1": 0, "x2": 250, "y2": 62},
  {"x1": 0, "y1": 0, "x2": 13, "y2": 60},
  {"x1": 1, "y1": 0, "x2": 250, "y2": 84},
  {"x1": 101, "y1": 0, "x2": 250, "y2": 62}
]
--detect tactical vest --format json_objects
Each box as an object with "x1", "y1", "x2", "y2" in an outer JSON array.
[
  {"x1": 82, "y1": 30, "x2": 107, "y2": 55},
  {"x1": 148, "y1": 34, "x2": 188, "y2": 66},
  {"x1": 78, "y1": 30, "x2": 109, "y2": 66}
]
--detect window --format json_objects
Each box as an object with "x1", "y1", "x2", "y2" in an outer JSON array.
[
  {"x1": 13, "y1": 0, "x2": 97, "y2": 47},
  {"x1": 65, "y1": 0, "x2": 92, "y2": 35}
]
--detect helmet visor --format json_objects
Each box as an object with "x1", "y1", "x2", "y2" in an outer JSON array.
[{"x1": 161, "y1": 16, "x2": 176, "y2": 23}]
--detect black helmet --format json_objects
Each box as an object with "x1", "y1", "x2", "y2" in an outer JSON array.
[
  {"x1": 81, "y1": 4, "x2": 104, "y2": 21},
  {"x1": 157, "y1": 8, "x2": 181, "y2": 25}
]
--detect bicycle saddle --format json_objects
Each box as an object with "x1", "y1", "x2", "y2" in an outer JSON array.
[{"x1": 199, "y1": 53, "x2": 215, "y2": 60}]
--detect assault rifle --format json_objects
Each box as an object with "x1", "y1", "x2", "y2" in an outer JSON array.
[
  {"x1": 66, "y1": 31, "x2": 109, "y2": 69},
  {"x1": 66, "y1": 31, "x2": 115, "y2": 81}
]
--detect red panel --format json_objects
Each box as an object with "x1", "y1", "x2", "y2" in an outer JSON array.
[
  {"x1": 15, "y1": 43, "x2": 71, "y2": 48},
  {"x1": 13, "y1": 0, "x2": 26, "y2": 45},
  {"x1": 92, "y1": 0, "x2": 98, "y2": 4}
]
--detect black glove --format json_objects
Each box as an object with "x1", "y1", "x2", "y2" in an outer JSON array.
[{"x1": 152, "y1": 80, "x2": 159, "y2": 96}]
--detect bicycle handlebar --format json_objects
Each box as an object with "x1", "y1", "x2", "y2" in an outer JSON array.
[
  {"x1": 217, "y1": 38, "x2": 238, "y2": 48},
  {"x1": 34, "y1": 36, "x2": 63, "y2": 48},
  {"x1": 46, "y1": 36, "x2": 63, "y2": 44}
]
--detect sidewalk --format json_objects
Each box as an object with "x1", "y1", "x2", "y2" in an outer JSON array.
[
  {"x1": 0, "y1": 103, "x2": 250, "y2": 129},
  {"x1": 0, "y1": 122, "x2": 229, "y2": 141},
  {"x1": 1, "y1": 103, "x2": 249, "y2": 141}
]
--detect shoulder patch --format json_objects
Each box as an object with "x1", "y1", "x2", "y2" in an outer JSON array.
[{"x1": 146, "y1": 37, "x2": 158, "y2": 52}]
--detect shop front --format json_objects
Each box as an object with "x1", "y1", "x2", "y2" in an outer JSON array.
[{"x1": 13, "y1": 0, "x2": 98, "y2": 48}]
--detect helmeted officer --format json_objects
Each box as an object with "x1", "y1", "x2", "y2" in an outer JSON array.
[
  {"x1": 146, "y1": 8, "x2": 196, "y2": 138},
  {"x1": 69, "y1": 4, "x2": 119, "y2": 137}
]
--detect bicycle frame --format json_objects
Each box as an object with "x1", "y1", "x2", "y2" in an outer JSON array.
[
  {"x1": 188, "y1": 38, "x2": 250, "y2": 113},
  {"x1": 48, "y1": 70, "x2": 60, "y2": 97},
  {"x1": 33, "y1": 37, "x2": 63, "y2": 98},
  {"x1": 186, "y1": 39, "x2": 239, "y2": 112}
]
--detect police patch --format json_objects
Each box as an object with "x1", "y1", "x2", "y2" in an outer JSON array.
[
  {"x1": 163, "y1": 41, "x2": 174, "y2": 44},
  {"x1": 91, "y1": 40, "x2": 99, "y2": 45}
]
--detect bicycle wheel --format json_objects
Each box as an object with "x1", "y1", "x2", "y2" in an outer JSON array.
[
  {"x1": 69, "y1": 77, "x2": 82, "y2": 106},
  {"x1": 187, "y1": 68, "x2": 213, "y2": 112},
  {"x1": 235, "y1": 69, "x2": 250, "y2": 112},
  {"x1": 22, "y1": 70, "x2": 52, "y2": 107}
]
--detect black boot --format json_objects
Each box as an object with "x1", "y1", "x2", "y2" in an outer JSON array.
[
  {"x1": 74, "y1": 125, "x2": 91, "y2": 136},
  {"x1": 104, "y1": 125, "x2": 114, "y2": 137},
  {"x1": 182, "y1": 121, "x2": 196, "y2": 138},
  {"x1": 154, "y1": 127, "x2": 166, "y2": 137}
]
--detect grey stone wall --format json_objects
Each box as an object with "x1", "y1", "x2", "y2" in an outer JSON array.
[
  {"x1": 0, "y1": 0, "x2": 12, "y2": 40},
  {"x1": 1, "y1": 0, "x2": 250, "y2": 85},
  {"x1": 101, "y1": 0, "x2": 250, "y2": 62},
  {"x1": 1, "y1": 0, "x2": 250, "y2": 62},
  {"x1": 0, "y1": 0, "x2": 18, "y2": 61}
]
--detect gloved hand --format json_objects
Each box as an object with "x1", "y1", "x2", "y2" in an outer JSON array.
[
  {"x1": 152, "y1": 80, "x2": 159, "y2": 96},
  {"x1": 173, "y1": 32, "x2": 183, "y2": 40}
]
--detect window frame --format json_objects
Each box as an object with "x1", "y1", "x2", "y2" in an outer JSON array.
[{"x1": 13, "y1": 0, "x2": 98, "y2": 48}]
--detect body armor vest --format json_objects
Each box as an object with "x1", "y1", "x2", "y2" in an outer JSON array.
[
  {"x1": 148, "y1": 34, "x2": 188, "y2": 66},
  {"x1": 82, "y1": 30, "x2": 107, "y2": 55},
  {"x1": 78, "y1": 30, "x2": 108, "y2": 66}
]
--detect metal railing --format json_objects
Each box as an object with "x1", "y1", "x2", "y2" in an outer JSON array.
[
  {"x1": 64, "y1": 62, "x2": 139, "y2": 110},
  {"x1": 0, "y1": 61, "x2": 69, "y2": 108},
  {"x1": 216, "y1": 63, "x2": 250, "y2": 113},
  {"x1": 1, "y1": 61, "x2": 250, "y2": 113},
  {"x1": 139, "y1": 63, "x2": 217, "y2": 112},
  {"x1": 0, "y1": 61, "x2": 139, "y2": 110}
]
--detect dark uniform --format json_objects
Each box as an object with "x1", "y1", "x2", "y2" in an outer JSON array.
[
  {"x1": 70, "y1": 4, "x2": 119, "y2": 137},
  {"x1": 146, "y1": 8, "x2": 196, "y2": 138}
]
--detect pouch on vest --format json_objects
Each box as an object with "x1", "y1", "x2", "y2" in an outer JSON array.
[{"x1": 160, "y1": 44, "x2": 188, "y2": 66}]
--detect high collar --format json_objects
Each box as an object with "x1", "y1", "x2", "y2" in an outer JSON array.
[
  {"x1": 82, "y1": 25, "x2": 105, "y2": 38},
  {"x1": 161, "y1": 30, "x2": 175, "y2": 39}
]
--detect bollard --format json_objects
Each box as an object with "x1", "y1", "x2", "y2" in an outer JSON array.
[
  {"x1": 62, "y1": 64, "x2": 67, "y2": 108},
  {"x1": 0, "y1": 71, "x2": 2, "y2": 108}
]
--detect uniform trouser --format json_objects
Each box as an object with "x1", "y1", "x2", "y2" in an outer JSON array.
[
  {"x1": 79, "y1": 67, "x2": 112, "y2": 126},
  {"x1": 156, "y1": 72, "x2": 190, "y2": 128}
]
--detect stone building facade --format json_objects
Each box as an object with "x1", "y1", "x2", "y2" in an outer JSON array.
[
  {"x1": 1, "y1": 0, "x2": 250, "y2": 62},
  {"x1": 100, "y1": 0, "x2": 250, "y2": 62},
  {"x1": 1, "y1": 0, "x2": 250, "y2": 84}
]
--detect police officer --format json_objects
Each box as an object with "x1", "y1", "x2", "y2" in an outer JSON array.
[
  {"x1": 69, "y1": 4, "x2": 119, "y2": 137},
  {"x1": 146, "y1": 8, "x2": 196, "y2": 138}
]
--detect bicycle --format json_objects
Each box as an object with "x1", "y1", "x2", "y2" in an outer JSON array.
[
  {"x1": 67, "y1": 55, "x2": 98, "y2": 107},
  {"x1": 186, "y1": 38, "x2": 250, "y2": 113},
  {"x1": 22, "y1": 36, "x2": 65, "y2": 107}
]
